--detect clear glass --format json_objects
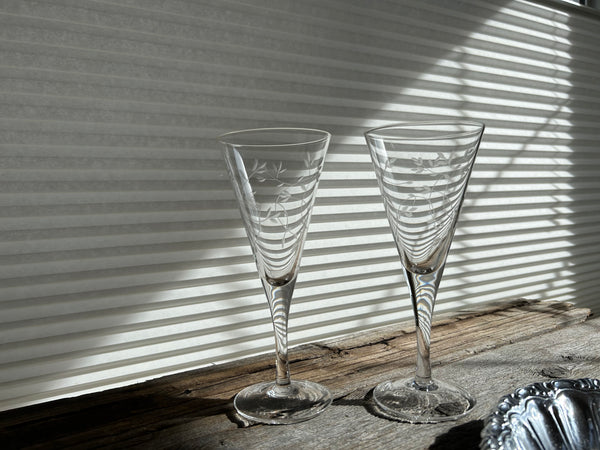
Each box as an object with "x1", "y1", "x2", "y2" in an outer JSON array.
[
  {"x1": 219, "y1": 128, "x2": 332, "y2": 424},
  {"x1": 364, "y1": 120, "x2": 485, "y2": 423}
]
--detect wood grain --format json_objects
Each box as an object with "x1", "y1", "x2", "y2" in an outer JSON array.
[{"x1": 0, "y1": 300, "x2": 592, "y2": 449}]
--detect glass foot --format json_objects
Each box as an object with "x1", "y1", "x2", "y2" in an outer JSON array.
[
  {"x1": 233, "y1": 380, "x2": 332, "y2": 424},
  {"x1": 373, "y1": 378, "x2": 475, "y2": 423}
]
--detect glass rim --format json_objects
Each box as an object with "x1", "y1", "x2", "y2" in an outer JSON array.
[
  {"x1": 218, "y1": 127, "x2": 331, "y2": 148},
  {"x1": 364, "y1": 120, "x2": 485, "y2": 141}
]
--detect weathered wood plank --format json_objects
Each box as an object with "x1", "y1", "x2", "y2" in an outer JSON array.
[
  {"x1": 0, "y1": 300, "x2": 591, "y2": 449},
  {"x1": 198, "y1": 306, "x2": 597, "y2": 450},
  {"x1": 201, "y1": 319, "x2": 600, "y2": 450}
]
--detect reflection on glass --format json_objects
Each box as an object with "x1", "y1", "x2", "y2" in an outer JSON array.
[
  {"x1": 219, "y1": 128, "x2": 332, "y2": 424},
  {"x1": 365, "y1": 120, "x2": 485, "y2": 423}
]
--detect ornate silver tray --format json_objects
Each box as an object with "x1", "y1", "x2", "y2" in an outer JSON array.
[{"x1": 481, "y1": 378, "x2": 600, "y2": 450}]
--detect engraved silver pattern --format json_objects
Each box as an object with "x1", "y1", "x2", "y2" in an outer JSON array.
[{"x1": 481, "y1": 378, "x2": 600, "y2": 450}]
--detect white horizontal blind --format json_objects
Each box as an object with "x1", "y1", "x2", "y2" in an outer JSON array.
[{"x1": 0, "y1": 0, "x2": 598, "y2": 411}]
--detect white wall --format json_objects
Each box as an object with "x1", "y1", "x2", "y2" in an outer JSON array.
[{"x1": 0, "y1": 0, "x2": 598, "y2": 411}]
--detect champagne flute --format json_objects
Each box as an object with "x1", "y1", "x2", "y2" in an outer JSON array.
[
  {"x1": 364, "y1": 120, "x2": 484, "y2": 423},
  {"x1": 219, "y1": 127, "x2": 332, "y2": 424}
]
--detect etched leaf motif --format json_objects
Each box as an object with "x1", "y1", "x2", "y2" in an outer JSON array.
[
  {"x1": 400, "y1": 207, "x2": 413, "y2": 218},
  {"x1": 264, "y1": 206, "x2": 282, "y2": 221},
  {"x1": 278, "y1": 192, "x2": 292, "y2": 203},
  {"x1": 240, "y1": 150, "x2": 325, "y2": 255},
  {"x1": 412, "y1": 156, "x2": 425, "y2": 173},
  {"x1": 434, "y1": 152, "x2": 451, "y2": 167},
  {"x1": 248, "y1": 160, "x2": 267, "y2": 178},
  {"x1": 305, "y1": 150, "x2": 320, "y2": 169},
  {"x1": 270, "y1": 210, "x2": 283, "y2": 220},
  {"x1": 384, "y1": 157, "x2": 397, "y2": 173},
  {"x1": 273, "y1": 161, "x2": 286, "y2": 177}
]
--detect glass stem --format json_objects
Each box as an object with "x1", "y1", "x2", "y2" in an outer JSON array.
[
  {"x1": 261, "y1": 277, "x2": 296, "y2": 386},
  {"x1": 404, "y1": 267, "x2": 443, "y2": 387}
]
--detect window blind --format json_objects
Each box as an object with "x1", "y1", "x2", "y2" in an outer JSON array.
[{"x1": 0, "y1": 0, "x2": 598, "y2": 411}]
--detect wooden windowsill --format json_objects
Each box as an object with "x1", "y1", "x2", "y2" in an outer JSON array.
[{"x1": 0, "y1": 299, "x2": 595, "y2": 449}]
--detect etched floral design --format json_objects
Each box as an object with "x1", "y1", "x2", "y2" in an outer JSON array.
[
  {"x1": 245, "y1": 151, "x2": 320, "y2": 246},
  {"x1": 375, "y1": 142, "x2": 479, "y2": 274}
]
